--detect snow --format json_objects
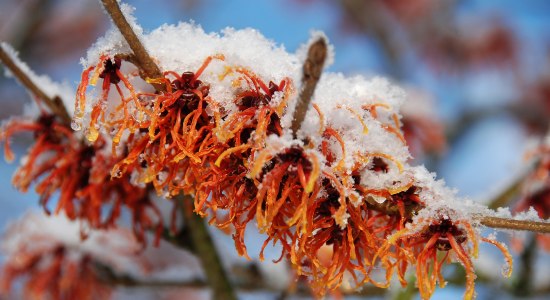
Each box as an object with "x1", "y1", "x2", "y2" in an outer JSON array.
[
  {"x1": 82, "y1": 20, "x2": 302, "y2": 114},
  {"x1": 1, "y1": 212, "x2": 203, "y2": 281},
  {"x1": 295, "y1": 30, "x2": 335, "y2": 69}
]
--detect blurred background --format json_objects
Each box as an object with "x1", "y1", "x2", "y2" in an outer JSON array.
[{"x1": 1, "y1": 0, "x2": 550, "y2": 299}]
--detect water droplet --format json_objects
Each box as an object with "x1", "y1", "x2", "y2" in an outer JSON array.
[
  {"x1": 111, "y1": 166, "x2": 123, "y2": 178},
  {"x1": 71, "y1": 119, "x2": 82, "y2": 131}
]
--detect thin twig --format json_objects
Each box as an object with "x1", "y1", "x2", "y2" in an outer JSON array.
[
  {"x1": 487, "y1": 174, "x2": 525, "y2": 210},
  {"x1": 0, "y1": 46, "x2": 71, "y2": 124},
  {"x1": 339, "y1": 0, "x2": 404, "y2": 78},
  {"x1": 178, "y1": 194, "x2": 238, "y2": 300},
  {"x1": 291, "y1": 38, "x2": 327, "y2": 138},
  {"x1": 478, "y1": 216, "x2": 550, "y2": 233},
  {"x1": 100, "y1": 0, "x2": 163, "y2": 81},
  {"x1": 511, "y1": 234, "x2": 536, "y2": 296},
  {"x1": 365, "y1": 196, "x2": 550, "y2": 234}
]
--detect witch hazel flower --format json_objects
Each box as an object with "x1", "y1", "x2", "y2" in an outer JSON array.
[
  {"x1": 0, "y1": 46, "x2": 164, "y2": 246},
  {"x1": 0, "y1": 114, "x2": 163, "y2": 245},
  {"x1": 0, "y1": 212, "x2": 165, "y2": 300}
]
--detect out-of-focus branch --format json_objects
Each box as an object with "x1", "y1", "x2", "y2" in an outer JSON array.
[
  {"x1": 96, "y1": 261, "x2": 206, "y2": 288},
  {"x1": 160, "y1": 227, "x2": 194, "y2": 252},
  {"x1": 179, "y1": 194, "x2": 237, "y2": 300},
  {"x1": 446, "y1": 103, "x2": 549, "y2": 144},
  {"x1": 339, "y1": 0, "x2": 404, "y2": 77},
  {"x1": 0, "y1": 45, "x2": 71, "y2": 124},
  {"x1": 96, "y1": 260, "x2": 388, "y2": 296},
  {"x1": 487, "y1": 175, "x2": 525, "y2": 210},
  {"x1": 2, "y1": 0, "x2": 54, "y2": 54},
  {"x1": 511, "y1": 234, "x2": 536, "y2": 296},
  {"x1": 291, "y1": 38, "x2": 327, "y2": 138},
  {"x1": 100, "y1": 0, "x2": 163, "y2": 81}
]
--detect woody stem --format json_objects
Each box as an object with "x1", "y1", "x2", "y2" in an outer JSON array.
[
  {"x1": 100, "y1": 0, "x2": 163, "y2": 81},
  {"x1": 477, "y1": 216, "x2": 550, "y2": 233},
  {"x1": 291, "y1": 38, "x2": 328, "y2": 138},
  {"x1": 0, "y1": 46, "x2": 71, "y2": 124},
  {"x1": 178, "y1": 194, "x2": 238, "y2": 300}
]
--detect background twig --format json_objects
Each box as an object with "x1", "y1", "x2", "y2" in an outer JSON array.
[
  {"x1": 0, "y1": 45, "x2": 71, "y2": 124},
  {"x1": 511, "y1": 234, "x2": 537, "y2": 296}
]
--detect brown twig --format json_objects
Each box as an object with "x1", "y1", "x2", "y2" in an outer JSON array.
[
  {"x1": 291, "y1": 38, "x2": 327, "y2": 138},
  {"x1": 100, "y1": 0, "x2": 163, "y2": 81},
  {"x1": 0, "y1": 45, "x2": 71, "y2": 124},
  {"x1": 478, "y1": 216, "x2": 550, "y2": 233},
  {"x1": 178, "y1": 194, "x2": 238, "y2": 300}
]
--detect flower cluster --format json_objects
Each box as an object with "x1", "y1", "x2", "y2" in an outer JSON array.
[
  {"x1": 376, "y1": 213, "x2": 512, "y2": 299},
  {"x1": 0, "y1": 112, "x2": 163, "y2": 245},
  {"x1": 70, "y1": 24, "x2": 514, "y2": 297},
  {"x1": 0, "y1": 214, "x2": 114, "y2": 300},
  {"x1": 1, "y1": 245, "x2": 110, "y2": 300}
]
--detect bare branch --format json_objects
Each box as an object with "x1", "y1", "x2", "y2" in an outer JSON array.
[
  {"x1": 339, "y1": 0, "x2": 404, "y2": 77},
  {"x1": 100, "y1": 0, "x2": 163, "y2": 81},
  {"x1": 291, "y1": 38, "x2": 327, "y2": 138},
  {"x1": 478, "y1": 216, "x2": 550, "y2": 233},
  {"x1": 0, "y1": 46, "x2": 71, "y2": 124}
]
